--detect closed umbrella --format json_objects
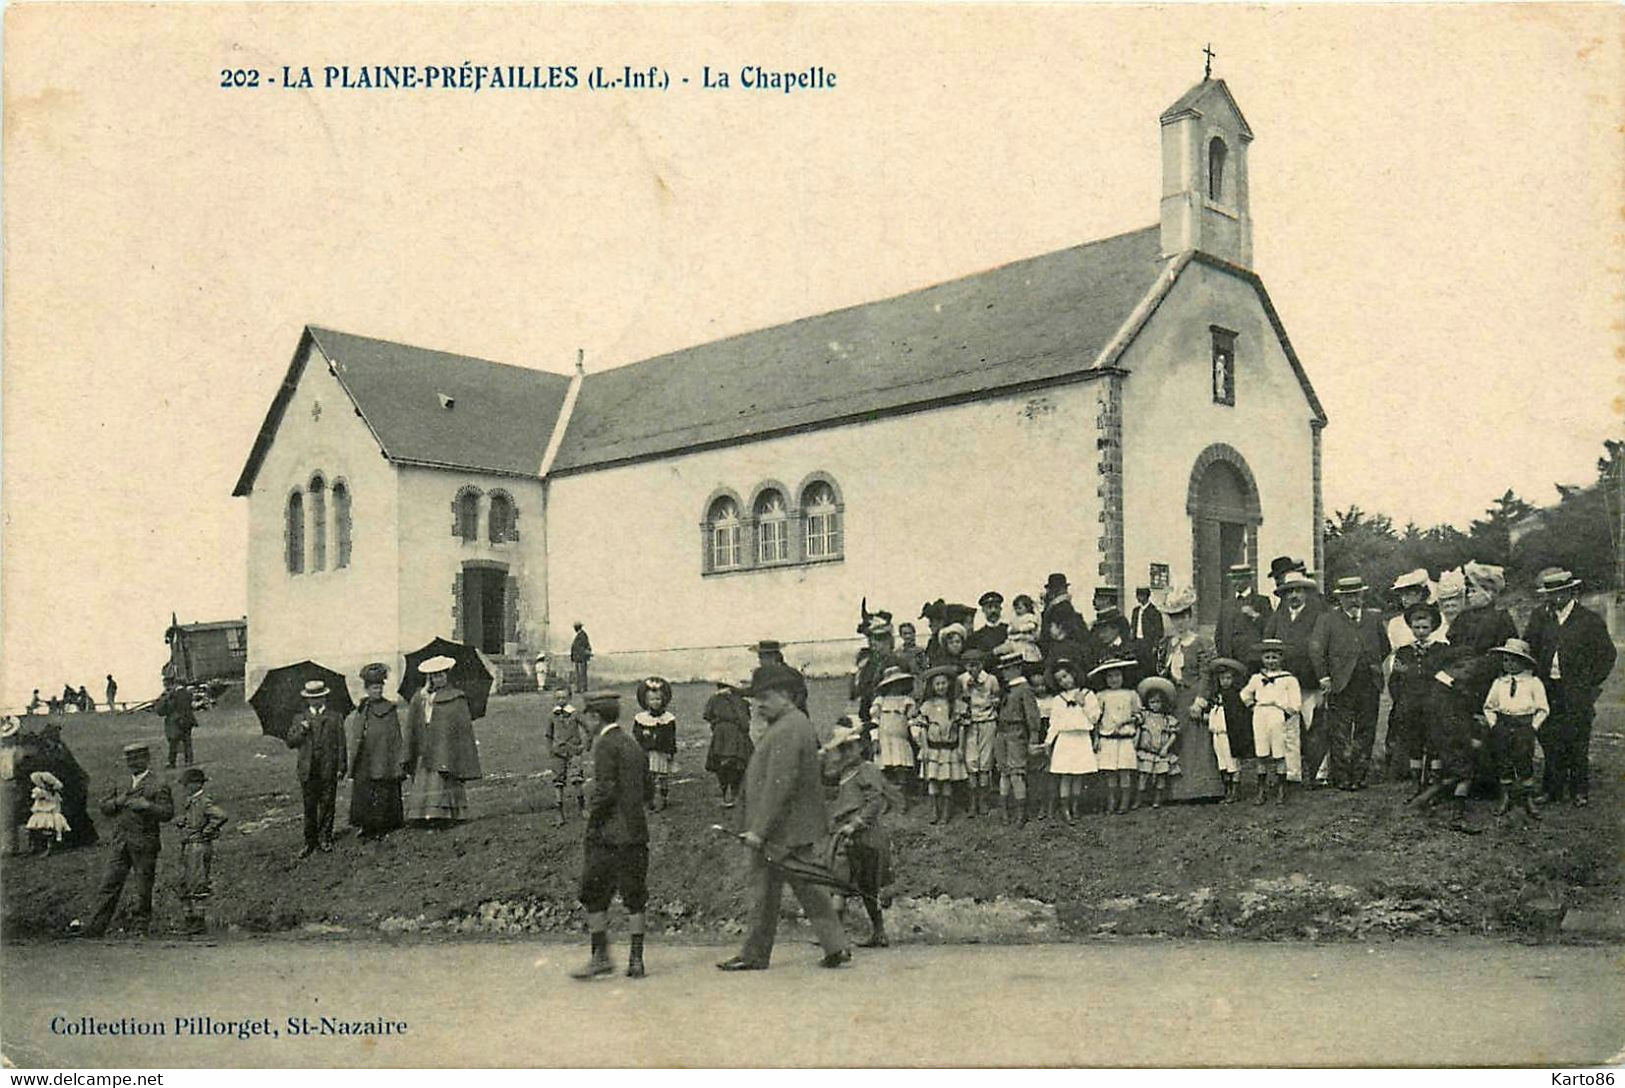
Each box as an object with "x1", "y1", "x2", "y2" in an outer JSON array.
[
  {"x1": 249, "y1": 661, "x2": 354, "y2": 739},
  {"x1": 709, "y1": 825, "x2": 858, "y2": 896},
  {"x1": 399, "y1": 637, "x2": 494, "y2": 720}
]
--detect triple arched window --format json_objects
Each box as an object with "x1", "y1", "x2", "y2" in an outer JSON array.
[
  {"x1": 701, "y1": 475, "x2": 844, "y2": 574},
  {"x1": 285, "y1": 473, "x2": 353, "y2": 575}
]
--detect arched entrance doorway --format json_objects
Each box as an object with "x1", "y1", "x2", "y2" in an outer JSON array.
[{"x1": 1186, "y1": 444, "x2": 1262, "y2": 625}]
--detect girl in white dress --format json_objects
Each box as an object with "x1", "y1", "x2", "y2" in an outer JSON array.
[
  {"x1": 1090, "y1": 659, "x2": 1144, "y2": 815},
  {"x1": 870, "y1": 667, "x2": 918, "y2": 811},
  {"x1": 26, "y1": 771, "x2": 69, "y2": 854},
  {"x1": 1045, "y1": 661, "x2": 1100, "y2": 824}
]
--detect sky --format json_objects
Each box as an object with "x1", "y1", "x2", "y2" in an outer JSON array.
[{"x1": 3, "y1": 4, "x2": 1621, "y2": 705}]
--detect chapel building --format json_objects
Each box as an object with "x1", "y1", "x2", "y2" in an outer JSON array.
[{"x1": 233, "y1": 77, "x2": 1327, "y2": 693}]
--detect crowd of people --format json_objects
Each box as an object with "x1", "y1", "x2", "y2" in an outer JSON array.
[
  {"x1": 24, "y1": 677, "x2": 116, "y2": 716},
  {"x1": 12, "y1": 554, "x2": 1615, "y2": 980},
  {"x1": 842, "y1": 558, "x2": 1615, "y2": 833}
]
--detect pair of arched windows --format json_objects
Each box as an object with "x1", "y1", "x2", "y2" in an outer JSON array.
[
  {"x1": 703, "y1": 477, "x2": 843, "y2": 574},
  {"x1": 453, "y1": 486, "x2": 519, "y2": 545},
  {"x1": 285, "y1": 474, "x2": 352, "y2": 574}
]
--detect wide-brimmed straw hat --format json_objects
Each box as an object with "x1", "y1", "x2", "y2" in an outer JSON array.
[
  {"x1": 1211, "y1": 657, "x2": 1248, "y2": 677},
  {"x1": 1391, "y1": 569, "x2": 1430, "y2": 593},
  {"x1": 1489, "y1": 639, "x2": 1537, "y2": 666},
  {"x1": 1535, "y1": 569, "x2": 1581, "y2": 595},
  {"x1": 1136, "y1": 676, "x2": 1177, "y2": 705},
  {"x1": 29, "y1": 770, "x2": 62, "y2": 790},
  {"x1": 1274, "y1": 574, "x2": 1318, "y2": 596},
  {"x1": 1331, "y1": 576, "x2": 1369, "y2": 596},
  {"x1": 1163, "y1": 586, "x2": 1198, "y2": 616},
  {"x1": 820, "y1": 723, "x2": 866, "y2": 754},
  {"x1": 0, "y1": 716, "x2": 19, "y2": 739},
  {"x1": 876, "y1": 665, "x2": 914, "y2": 691},
  {"x1": 300, "y1": 679, "x2": 331, "y2": 698},
  {"x1": 418, "y1": 656, "x2": 455, "y2": 675},
  {"x1": 1088, "y1": 658, "x2": 1138, "y2": 679}
]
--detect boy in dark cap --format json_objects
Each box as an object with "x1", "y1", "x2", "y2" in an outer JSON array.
[
  {"x1": 572, "y1": 691, "x2": 651, "y2": 980},
  {"x1": 547, "y1": 690, "x2": 591, "y2": 825},
  {"x1": 173, "y1": 766, "x2": 228, "y2": 935}
]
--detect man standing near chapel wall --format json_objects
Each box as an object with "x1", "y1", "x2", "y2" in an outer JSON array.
[{"x1": 570, "y1": 622, "x2": 592, "y2": 692}]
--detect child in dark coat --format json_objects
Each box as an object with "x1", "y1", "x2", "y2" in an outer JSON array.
[
  {"x1": 702, "y1": 680, "x2": 753, "y2": 809},
  {"x1": 1207, "y1": 659, "x2": 1254, "y2": 804},
  {"x1": 632, "y1": 677, "x2": 679, "y2": 811}
]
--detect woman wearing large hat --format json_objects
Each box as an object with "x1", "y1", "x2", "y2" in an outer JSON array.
[
  {"x1": 348, "y1": 662, "x2": 407, "y2": 840},
  {"x1": 1155, "y1": 586, "x2": 1225, "y2": 801},
  {"x1": 403, "y1": 655, "x2": 483, "y2": 826}
]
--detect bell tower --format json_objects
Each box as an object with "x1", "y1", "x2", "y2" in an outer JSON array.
[{"x1": 1158, "y1": 69, "x2": 1254, "y2": 268}]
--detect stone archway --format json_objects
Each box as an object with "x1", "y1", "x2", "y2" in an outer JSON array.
[{"x1": 1186, "y1": 444, "x2": 1262, "y2": 624}]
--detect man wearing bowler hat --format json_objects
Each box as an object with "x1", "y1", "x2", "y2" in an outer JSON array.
[
  {"x1": 83, "y1": 742, "x2": 174, "y2": 936},
  {"x1": 1528, "y1": 570, "x2": 1616, "y2": 807},
  {"x1": 284, "y1": 679, "x2": 348, "y2": 858},
  {"x1": 1309, "y1": 575, "x2": 1391, "y2": 790},
  {"x1": 718, "y1": 662, "x2": 851, "y2": 971}
]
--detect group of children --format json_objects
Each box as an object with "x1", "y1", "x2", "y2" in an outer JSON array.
[
  {"x1": 865, "y1": 650, "x2": 1201, "y2": 824},
  {"x1": 545, "y1": 673, "x2": 752, "y2": 824}
]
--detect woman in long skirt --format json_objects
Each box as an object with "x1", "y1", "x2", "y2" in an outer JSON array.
[
  {"x1": 1158, "y1": 587, "x2": 1225, "y2": 801},
  {"x1": 348, "y1": 662, "x2": 407, "y2": 839},
  {"x1": 404, "y1": 656, "x2": 483, "y2": 825}
]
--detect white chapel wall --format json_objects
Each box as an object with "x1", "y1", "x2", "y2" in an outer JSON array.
[
  {"x1": 244, "y1": 341, "x2": 401, "y2": 700},
  {"x1": 1117, "y1": 263, "x2": 1317, "y2": 599},
  {"x1": 394, "y1": 466, "x2": 548, "y2": 663},
  {"x1": 545, "y1": 383, "x2": 1104, "y2": 682}
]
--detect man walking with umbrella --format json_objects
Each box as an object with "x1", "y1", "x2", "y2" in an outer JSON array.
[
  {"x1": 717, "y1": 662, "x2": 851, "y2": 972},
  {"x1": 285, "y1": 679, "x2": 348, "y2": 857}
]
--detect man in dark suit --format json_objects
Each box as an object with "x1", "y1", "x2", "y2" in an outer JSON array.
[
  {"x1": 718, "y1": 663, "x2": 851, "y2": 972},
  {"x1": 569, "y1": 621, "x2": 593, "y2": 691},
  {"x1": 284, "y1": 680, "x2": 348, "y2": 858},
  {"x1": 1215, "y1": 564, "x2": 1272, "y2": 664},
  {"x1": 1310, "y1": 576, "x2": 1392, "y2": 790},
  {"x1": 1129, "y1": 586, "x2": 1165, "y2": 660},
  {"x1": 1263, "y1": 573, "x2": 1326, "y2": 783},
  {"x1": 966, "y1": 591, "x2": 1010, "y2": 656},
  {"x1": 1528, "y1": 571, "x2": 1617, "y2": 807},
  {"x1": 84, "y1": 742, "x2": 174, "y2": 936},
  {"x1": 156, "y1": 680, "x2": 197, "y2": 768},
  {"x1": 572, "y1": 691, "x2": 651, "y2": 980}
]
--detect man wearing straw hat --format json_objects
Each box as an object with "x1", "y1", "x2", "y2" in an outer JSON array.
[
  {"x1": 1263, "y1": 570, "x2": 1327, "y2": 785},
  {"x1": 84, "y1": 742, "x2": 173, "y2": 937},
  {"x1": 1309, "y1": 575, "x2": 1390, "y2": 790},
  {"x1": 284, "y1": 679, "x2": 347, "y2": 858},
  {"x1": 1528, "y1": 569, "x2": 1616, "y2": 807},
  {"x1": 717, "y1": 662, "x2": 850, "y2": 972}
]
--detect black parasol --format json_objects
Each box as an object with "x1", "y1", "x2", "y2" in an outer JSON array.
[
  {"x1": 399, "y1": 637, "x2": 495, "y2": 720},
  {"x1": 249, "y1": 661, "x2": 355, "y2": 739},
  {"x1": 709, "y1": 825, "x2": 859, "y2": 895}
]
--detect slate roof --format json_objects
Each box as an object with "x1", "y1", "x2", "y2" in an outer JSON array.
[
  {"x1": 551, "y1": 226, "x2": 1169, "y2": 472},
  {"x1": 1158, "y1": 78, "x2": 1254, "y2": 140},
  {"x1": 232, "y1": 326, "x2": 571, "y2": 494}
]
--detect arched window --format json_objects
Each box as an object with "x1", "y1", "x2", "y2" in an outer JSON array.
[
  {"x1": 488, "y1": 491, "x2": 516, "y2": 544},
  {"x1": 754, "y1": 489, "x2": 790, "y2": 564},
  {"x1": 801, "y1": 479, "x2": 843, "y2": 560},
  {"x1": 285, "y1": 490, "x2": 305, "y2": 574},
  {"x1": 1208, "y1": 136, "x2": 1228, "y2": 202},
  {"x1": 308, "y1": 474, "x2": 327, "y2": 571},
  {"x1": 332, "y1": 480, "x2": 352, "y2": 569},
  {"x1": 706, "y1": 495, "x2": 743, "y2": 571},
  {"x1": 454, "y1": 486, "x2": 481, "y2": 543}
]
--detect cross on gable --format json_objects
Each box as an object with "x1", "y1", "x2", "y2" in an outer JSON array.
[{"x1": 1203, "y1": 43, "x2": 1217, "y2": 80}]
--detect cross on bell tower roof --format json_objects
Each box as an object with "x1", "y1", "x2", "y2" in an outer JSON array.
[{"x1": 1203, "y1": 43, "x2": 1216, "y2": 81}]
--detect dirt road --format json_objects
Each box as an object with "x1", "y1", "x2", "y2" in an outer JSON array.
[{"x1": 2, "y1": 937, "x2": 1620, "y2": 1067}]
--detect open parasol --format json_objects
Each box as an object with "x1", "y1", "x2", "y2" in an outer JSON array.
[
  {"x1": 249, "y1": 661, "x2": 354, "y2": 739},
  {"x1": 399, "y1": 637, "x2": 495, "y2": 720}
]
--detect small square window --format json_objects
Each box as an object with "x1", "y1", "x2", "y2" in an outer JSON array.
[
  {"x1": 1149, "y1": 563, "x2": 1171, "y2": 590},
  {"x1": 1210, "y1": 327, "x2": 1237, "y2": 406}
]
